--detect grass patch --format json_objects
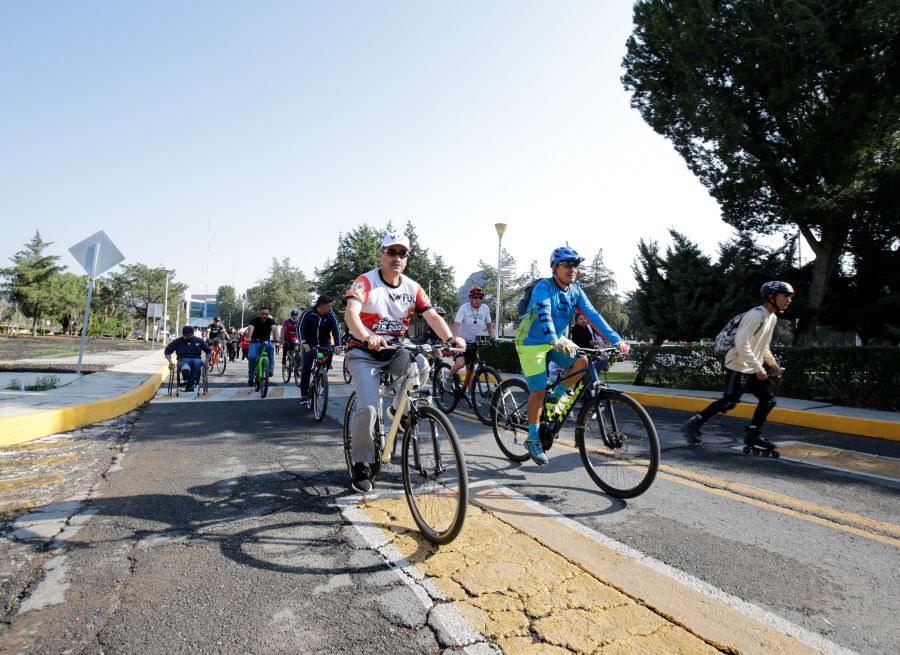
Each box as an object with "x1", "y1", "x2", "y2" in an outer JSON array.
[
  {"x1": 6, "y1": 378, "x2": 22, "y2": 391},
  {"x1": 24, "y1": 375, "x2": 60, "y2": 391},
  {"x1": 601, "y1": 370, "x2": 637, "y2": 385}
]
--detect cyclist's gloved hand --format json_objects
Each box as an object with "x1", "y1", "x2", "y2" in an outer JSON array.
[
  {"x1": 615, "y1": 340, "x2": 630, "y2": 361},
  {"x1": 552, "y1": 337, "x2": 577, "y2": 358}
]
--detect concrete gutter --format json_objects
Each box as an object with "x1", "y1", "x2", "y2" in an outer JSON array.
[{"x1": 0, "y1": 352, "x2": 168, "y2": 448}]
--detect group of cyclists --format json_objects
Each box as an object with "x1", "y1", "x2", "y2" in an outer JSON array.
[{"x1": 165, "y1": 231, "x2": 793, "y2": 496}]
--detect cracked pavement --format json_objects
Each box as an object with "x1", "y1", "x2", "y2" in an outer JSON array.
[{"x1": 0, "y1": 392, "x2": 489, "y2": 654}]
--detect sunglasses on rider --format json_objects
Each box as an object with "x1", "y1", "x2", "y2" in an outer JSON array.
[
  {"x1": 382, "y1": 248, "x2": 409, "y2": 258},
  {"x1": 559, "y1": 261, "x2": 580, "y2": 269},
  {"x1": 470, "y1": 295, "x2": 484, "y2": 300}
]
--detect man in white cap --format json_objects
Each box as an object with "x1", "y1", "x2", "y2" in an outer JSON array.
[{"x1": 343, "y1": 232, "x2": 465, "y2": 493}]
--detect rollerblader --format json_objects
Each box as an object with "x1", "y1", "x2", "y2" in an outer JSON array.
[{"x1": 682, "y1": 281, "x2": 794, "y2": 456}]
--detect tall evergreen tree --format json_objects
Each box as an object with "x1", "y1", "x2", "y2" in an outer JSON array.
[
  {"x1": 245, "y1": 259, "x2": 313, "y2": 322},
  {"x1": 1, "y1": 231, "x2": 64, "y2": 335}
]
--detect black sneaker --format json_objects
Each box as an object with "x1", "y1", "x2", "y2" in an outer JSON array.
[
  {"x1": 682, "y1": 415, "x2": 703, "y2": 445},
  {"x1": 351, "y1": 463, "x2": 373, "y2": 493}
]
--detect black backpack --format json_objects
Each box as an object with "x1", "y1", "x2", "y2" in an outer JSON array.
[{"x1": 516, "y1": 279, "x2": 542, "y2": 318}]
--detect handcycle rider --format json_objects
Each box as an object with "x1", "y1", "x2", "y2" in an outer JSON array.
[
  {"x1": 298, "y1": 295, "x2": 342, "y2": 404},
  {"x1": 441, "y1": 286, "x2": 497, "y2": 393},
  {"x1": 516, "y1": 246, "x2": 630, "y2": 465},
  {"x1": 343, "y1": 233, "x2": 465, "y2": 493},
  {"x1": 164, "y1": 325, "x2": 212, "y2": 392}
]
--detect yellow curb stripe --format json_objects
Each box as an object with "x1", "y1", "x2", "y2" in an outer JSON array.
[
  {"x1": 266, "y1": 387, "x2": 284, "y2": 399},
  {"x1": 556, "y1": 437, "x2": 900, "y2": 546},
  {"x1": 0, "y1": 363, "x2": 169, "y2": 448},
  {"x1": 623, "y1": 390, "x2": 900, "y2": 441}
]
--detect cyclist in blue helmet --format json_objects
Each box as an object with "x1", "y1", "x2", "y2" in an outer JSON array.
[{"x1": 515, "y1": 245, "x2": 630, "y2": 465}]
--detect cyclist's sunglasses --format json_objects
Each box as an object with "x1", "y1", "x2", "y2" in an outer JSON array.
[
  {"x1": 382, "y1": 248, "x2": 409, "y2": 258},
  {"x1": 559, "y1": 261, "x2": 580, "y2": 269},
  {"x1": 470, "y1": 295, "x2": 484, "y2": 300}
]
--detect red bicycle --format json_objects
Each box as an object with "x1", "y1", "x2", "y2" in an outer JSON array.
[{"x1": 210, "y1": 340, "x2": 227, "y2": 375}]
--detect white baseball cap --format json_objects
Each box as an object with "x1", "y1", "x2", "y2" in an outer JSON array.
[{"x1": 381, "y1": 233, "x2": 410, "y2": 251}]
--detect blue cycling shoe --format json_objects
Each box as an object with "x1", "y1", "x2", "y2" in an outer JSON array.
[{"x1": 524, "y1": 436, "x2": 548, "y2": 465}]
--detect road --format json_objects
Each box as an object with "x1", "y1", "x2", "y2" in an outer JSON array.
[{"x1": 1, "y1": 358, "x2": 897, "y2": 654}]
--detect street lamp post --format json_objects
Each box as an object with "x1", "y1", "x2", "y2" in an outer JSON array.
[
  {"x1": 494, "y1": 223, "x2": 507, "y2": 337},
  {"x1": 161, "y1": 269, "x2": 171, "y2": 343}
]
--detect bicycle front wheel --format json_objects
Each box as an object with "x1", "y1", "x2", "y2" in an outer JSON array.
[
  {"x1": 431, "y1": 361, "x2": 459, "y2": 414},
  {"x1": 576, "y1": 390, "x2": 659, "y2": 498},
  {"x1": 402, "y1": 406, "x2": 468, "y2": 544},
  {"x1": 260, "y1": 364, "x2": 270, "y2": 398},
  {"x1": 282, "y1": 355, "x2": 292, "y2": 382},
  {"x1": 470, "y1": 365, "x2": 502, "y2": 425},
  {"x1": 342, "y1": 358, "x2": 352, "y2": 384},
  {"x1": 313, "y1": 369, "x2": 328, "y2": 421},
  {"x1": 490, "y1": 379, "x2": 532, "y2": 462}
]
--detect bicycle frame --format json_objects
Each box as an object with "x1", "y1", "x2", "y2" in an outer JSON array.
[{"x1": 541, "y1": 348, "x2": 616, "y2": 432}]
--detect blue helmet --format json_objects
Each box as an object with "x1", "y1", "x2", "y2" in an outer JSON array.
[
  {"x1": 550, "y1": 246, "x2": 584, "y2": 267},
  {"x1": 289, "y1": 308, "x2": 299, "y2": 318}
]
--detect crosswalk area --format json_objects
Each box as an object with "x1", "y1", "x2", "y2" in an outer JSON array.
[{"x1": 152, "y1": 370, "x2": 351, "y2": 404}]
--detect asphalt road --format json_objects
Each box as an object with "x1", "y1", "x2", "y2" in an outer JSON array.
[{"x1": 2, "y1": 359, "x2": 898, "y2": 654}]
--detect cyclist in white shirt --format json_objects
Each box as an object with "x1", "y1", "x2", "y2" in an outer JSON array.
[{"x1": 443, "y1": 286, "x2": 496, "y2": 392}]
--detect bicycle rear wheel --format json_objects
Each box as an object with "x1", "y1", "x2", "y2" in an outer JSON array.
[
  {"x1": 260, "y1": 363, "x2": 270, "y2": 398},
  {"x1": 431, "y1": 361, "x2": 459, "y2": 414},
  {"x1": 576, "y1": 390, "x2": 659, "y2": 498},
  {"x1": 342, "y1": 358, "x2": 352, "y2": 384},
  {"x1": 313, "y1": 369, "x2": 328, "y2": 421},
  {"x1": 470, "y1": 365, "x2": 502, "y2": 425},
  {"x1": 343, "y1": 392, "x2": 382, "y2": 479},
  {"x1": 490, "y1": 379, "x2": 531, "y2": 462},
  {"x1": 402, "y1": 406, "x2": 468, "y2": 544}
]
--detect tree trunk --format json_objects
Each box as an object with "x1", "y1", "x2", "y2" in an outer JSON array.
[
  {"x1": 794, "y1": 222, "x2": 850, "y2": 345},
  {"x1": 633, "y1": 334, "x2": 666, "y2": 386}
]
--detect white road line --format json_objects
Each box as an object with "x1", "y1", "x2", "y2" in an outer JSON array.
[{"x1": 337, "y1": 491, "x2": 494, "y2": 652}]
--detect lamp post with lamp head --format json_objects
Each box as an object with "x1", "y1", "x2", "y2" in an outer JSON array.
[{"x1": 494, "y1": 223, "x2": 507, "y2": 337}]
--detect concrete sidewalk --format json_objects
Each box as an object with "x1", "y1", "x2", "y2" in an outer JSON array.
[{"x1": 0, "y1": 351, "x2": 168, "y2": 447}]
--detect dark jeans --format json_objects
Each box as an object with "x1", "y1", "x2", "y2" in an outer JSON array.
[
  {"x1": 178, "y1": 358, "x2": 202, "y2": 385},
  {"x1": 698, "y1": 368, "x2": 776, "y2": 429},
  {"x1": 300, "y1": 348, "x2": 333, "y2": 394}
]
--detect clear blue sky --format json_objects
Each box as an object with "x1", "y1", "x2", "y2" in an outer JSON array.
[{"x1": 1, "y1": 0, "x2": 734, "y2": 302}]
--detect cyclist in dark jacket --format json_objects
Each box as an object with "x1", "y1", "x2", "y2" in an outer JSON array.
[{"x1": 298, "y1": 296, "x2": 342, "y2": 402}]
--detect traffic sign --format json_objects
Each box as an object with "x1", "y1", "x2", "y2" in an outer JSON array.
[{"x1": 68, "y1": 231, "x2": 124, "y2": 278}]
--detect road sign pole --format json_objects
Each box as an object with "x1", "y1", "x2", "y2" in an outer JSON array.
[{"x1": 75, "y1": 243, "x2": 101, "y2": 375}]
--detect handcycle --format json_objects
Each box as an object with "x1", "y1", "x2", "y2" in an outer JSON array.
[
  {"x1": 342, "y1": 340, "x2": 468, "y2": 544},
  {"x1": 209, "y1": 339, "x2": 228, "y2": 375},
  {"x1": 166, "y1": 359, "x2": 209, "y2": 397},
  {"x1": 282, "y1": 342, "x2": 302, "y2": 383},
  {"x1": 304, "y1": 346, "x2": 333, "y2": 422},
  {"x1": 490, "y1": 347, "x2": 660, "y2": 498},
  {"x1": 431, "y1": 336, "x2": 502, "y2": 425},
  {"x1": 251, "y1": 340, "x2": 273, "y2": 398}
]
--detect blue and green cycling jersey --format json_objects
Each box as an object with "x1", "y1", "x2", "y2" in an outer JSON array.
[{"x1": 515, "y1": 278, "x2": 622, "y2": 347}]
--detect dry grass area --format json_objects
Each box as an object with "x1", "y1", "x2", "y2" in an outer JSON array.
[{"x1": 0, "y1": 336, "x2": 152, "y2": 364}]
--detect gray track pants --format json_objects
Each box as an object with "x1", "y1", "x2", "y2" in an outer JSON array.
[{"x1": 346, "y1": 348, "x2": 430, "y2": 464}]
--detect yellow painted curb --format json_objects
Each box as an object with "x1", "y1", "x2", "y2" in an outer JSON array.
[
  {"x1": 0, "y1": 363, "x2": 170, "y2": 448},
  {"x1": 624, "y1": 390, "x2": 900, "y2": 441}
]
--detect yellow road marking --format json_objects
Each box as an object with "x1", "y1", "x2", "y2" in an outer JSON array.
[
  {"x1": 779, "y1": 442, "x2": 900, "y2": 479},
  {"x1": 267, "y1": 387, "x2": 284, "y2": 399},
  {"x1": 556, "y1": 436, "x2": 900, "y2": 547},
  {"x1": 232, "y1": 388, "x2": 253, "y2": 400},
  {"x1": 359, "y1": 491, "x2": 820, "y2": 655},
  {"x1": 193, "y1": 389, "x2": 224, "y2": 401}
]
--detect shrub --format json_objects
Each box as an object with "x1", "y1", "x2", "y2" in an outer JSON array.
[
  {"x1": 480, "y1": 339, "x2": 522, "y2": 374},
  {"x1": 631, "y1": 346, "x2": 899, "y2": 411}
]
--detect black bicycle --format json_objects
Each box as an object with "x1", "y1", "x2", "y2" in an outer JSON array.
[
  {"x1": 305, "y1": 346, "x2": 332, "y2": 422},
  {"x1": 490, "y1": 347, "x2": 659, "y2": 498},
  {"x1": 342, "y1": 341, "x2": 467, "y2": 544},
  {"x1": 283, "y1": 342, "x2": 302, "y2": 383},
  {"x1": 431, "y1": 337, "x2": 502, "y2": 424}
]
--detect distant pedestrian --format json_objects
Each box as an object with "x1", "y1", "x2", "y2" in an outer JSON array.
[
  {"x1": 570, "y1": 312, "x2": 605, "y2": 349},
  {"x1": 682, "y1": 281, "x2": 794, "y2": 453}
]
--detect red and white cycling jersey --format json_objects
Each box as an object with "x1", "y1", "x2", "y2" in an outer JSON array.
[{"x1": 344, "y1": 269, "x2": 431, "y2": 344}]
